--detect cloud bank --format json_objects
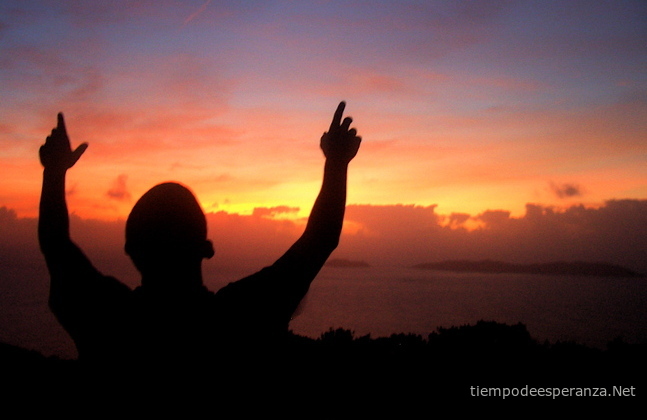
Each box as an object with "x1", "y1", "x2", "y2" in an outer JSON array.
[
  {"x1": 2, "y1": 199, "x2": 645, "y2": 280},
  {"x1": 339, "y1": 200, "x2": 647, "y2": 273}
]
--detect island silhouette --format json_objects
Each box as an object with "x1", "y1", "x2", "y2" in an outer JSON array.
[{"x1": 413, "y1": 260, "x2": 644, "y2": 277}]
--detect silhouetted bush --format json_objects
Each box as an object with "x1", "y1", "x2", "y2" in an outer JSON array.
[{"x1": 2, "y1": 320, "x2": 644, "y2": 410}]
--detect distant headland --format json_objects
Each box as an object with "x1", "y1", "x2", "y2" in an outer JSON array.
[{"x1": 413, "y1": 260, "x2": 644, "y2": 277}]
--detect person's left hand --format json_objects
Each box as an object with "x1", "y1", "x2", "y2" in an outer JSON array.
[{"x1": 39, "y1": 113, "x2": 88, "y2": 171}]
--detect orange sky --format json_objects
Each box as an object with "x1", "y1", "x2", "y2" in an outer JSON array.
[{"x1": 1, "y1": 1, "x2": 646, "y2": 221}]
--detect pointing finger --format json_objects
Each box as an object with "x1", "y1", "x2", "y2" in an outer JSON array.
[
  {"x1": 57, "y1": 112, "x2": 67, "y2": 136},
  {"x1": 329, "y1": 101, "x2": 346, "y2": 132}
]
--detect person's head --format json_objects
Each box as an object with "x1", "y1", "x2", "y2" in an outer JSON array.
[{"x1": 125, "y1": 182, "x2": 214, "y2": 277}]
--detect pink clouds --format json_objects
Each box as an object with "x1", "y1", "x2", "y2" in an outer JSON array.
[{"x1": 0, "y1": 0, "x2": 645, "y2": 223}]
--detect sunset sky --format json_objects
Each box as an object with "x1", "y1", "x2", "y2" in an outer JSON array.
[
  {"x1": 2, "y1": 2, "x2": 647, "y2": 360},
  {"x1": 1, "y1": 1, "x2": 646, "y2": 221}
]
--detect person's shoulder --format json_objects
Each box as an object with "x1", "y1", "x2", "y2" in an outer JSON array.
[
  {"x1": 212, "y1": 267, "x2": 283, "y2": 304},
  {"x1": 218, "y1": 266, "x2": 277, "y2": 290}
]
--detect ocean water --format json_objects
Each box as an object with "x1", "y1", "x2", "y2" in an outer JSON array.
[
  {"x1": 1, "y1": 264, "x2": 646, "y2": 359},
  {"x1": 289, "y1": 266, "x2": 647, "y2": 349}
]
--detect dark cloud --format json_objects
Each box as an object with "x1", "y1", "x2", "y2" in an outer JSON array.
[
  {"x1": 476, "y1": 209, "x2": 512, "y2": 227},
  {"x1": 106, "y1": 174, "x2": 131, "y2": 201},
  {"x1": 550, "y1": 182, "x2": 583, "y2": 199}
]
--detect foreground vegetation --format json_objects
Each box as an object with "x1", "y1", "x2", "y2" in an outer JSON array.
[{"x1": 2, "y1": 321, "x2": 644, "y2": 410}]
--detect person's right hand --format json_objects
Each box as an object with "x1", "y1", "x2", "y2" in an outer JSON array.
[
  {"x1": 39, "y1": 113, "x2": 88, "y2": 171},
  {"x1": 320, "y1": 102, "x2": 361, "y2": 165}
]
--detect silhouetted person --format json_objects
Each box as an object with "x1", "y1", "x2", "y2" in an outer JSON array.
[{"x1": 38, "y1": 102, "x2": 361, "y2": 371}]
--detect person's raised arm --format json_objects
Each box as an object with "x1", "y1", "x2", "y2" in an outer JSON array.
[
  {"x1": 38, "y1": 113, "x2": 90, "y2": 277},
  {"x1": 274, "y1": 101, "x2": 361, "y2": 280}
]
